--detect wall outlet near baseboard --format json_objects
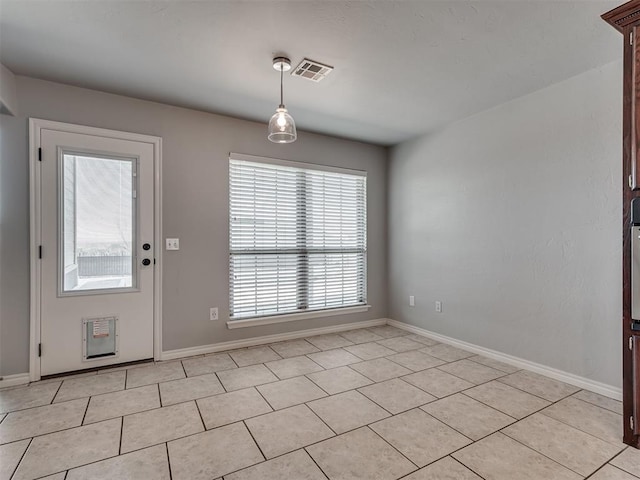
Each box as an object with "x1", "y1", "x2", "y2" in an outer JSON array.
[
  {"x1": 209, "y1": 307, "x2": 218, "y2": 321},
  {"x1": 435, "y1": 301, "x2": 442, "y2": 313}
]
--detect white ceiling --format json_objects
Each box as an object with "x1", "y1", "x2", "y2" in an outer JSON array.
[{"x1": 0, "y1": 1, "x2": 622, "y2": 146}]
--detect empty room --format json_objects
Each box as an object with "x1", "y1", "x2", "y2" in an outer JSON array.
[{"x1": 1, "y1": 0, "x2": 640, "y2": 479}]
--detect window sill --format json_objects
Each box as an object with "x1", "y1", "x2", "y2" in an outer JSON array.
[{"x1": 226, "y1": 305, "x2": 372, "y2": 330}]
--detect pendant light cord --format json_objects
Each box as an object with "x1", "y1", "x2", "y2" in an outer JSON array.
[{"x1": 280, "y1": 65, "x2": 284, "y2": 107}]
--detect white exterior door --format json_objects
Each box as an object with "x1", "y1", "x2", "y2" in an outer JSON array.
[{"x1": 34, "y1": 121, "x2": 159, "y2": 376}]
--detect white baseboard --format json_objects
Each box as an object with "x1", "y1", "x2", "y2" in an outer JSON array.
[
  {"x1": 0, "y1": 373, "x2": 30, "y2": 390},
  {"x1": 386, "y1": 319, "x2": 622, "y2": 401},
  {"x1": 161, "y1": 318, "x2": 389, "y2": 361}
]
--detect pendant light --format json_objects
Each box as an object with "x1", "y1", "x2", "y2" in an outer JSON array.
[{"x1": 268, "y1": 56, "x2": 297, "y2": 144}]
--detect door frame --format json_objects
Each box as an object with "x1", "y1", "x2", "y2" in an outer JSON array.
[{"x1": 29, "y1": 118, "x2": 163, "y2": 381}]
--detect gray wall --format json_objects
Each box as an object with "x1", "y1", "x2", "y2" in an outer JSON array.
[
  {"x1": 388, "y1": 61, "x2": 623, "y2": 388},
  {"x1": 0, "y1": 76, "x2": 387, "y2": 376}
]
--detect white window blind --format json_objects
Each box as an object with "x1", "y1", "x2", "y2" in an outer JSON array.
[{"x1": 229, "y1": 154, "x2": 367, "y2": 320}]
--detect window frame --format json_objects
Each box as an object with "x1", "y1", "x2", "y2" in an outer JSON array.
[{"x1": 227, "y1": 153, "x2": 370, "y2": 329}]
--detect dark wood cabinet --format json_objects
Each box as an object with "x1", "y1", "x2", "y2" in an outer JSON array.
[{"x1": 603, "y1": 0, "x2": 640, "y2": 449}]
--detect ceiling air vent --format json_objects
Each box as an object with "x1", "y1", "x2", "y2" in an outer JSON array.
[{"x1": 292, "y1": 58, "x2": 333, "y2": 82}]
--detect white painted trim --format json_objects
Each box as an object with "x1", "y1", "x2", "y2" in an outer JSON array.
[
  {"x1": 386, "y1": 319, "x2": 622, "y2": 401},
  {"x1": 161, "y1": 318, "x2": 388, "y2": 361},
  {"x1": 29, "y1": 118, "x2": 163, "y2": 382},
  {"x1": 227, "y1": 305, "x2": 372, "y2": 329},
  {"x1": 0, "y1": 373, "x2": 30, "y2": 390}
]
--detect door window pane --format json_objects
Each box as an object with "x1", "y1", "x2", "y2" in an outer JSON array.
[{"x1": 61, "y1": 153, "x2": 136, "y2": 292}]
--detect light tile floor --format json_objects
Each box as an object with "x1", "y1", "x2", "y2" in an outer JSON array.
[{"x1": 0, "y1": 325, "x2": 636, "y2": 480}]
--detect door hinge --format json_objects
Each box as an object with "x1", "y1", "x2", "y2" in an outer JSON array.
[
  {"x1": 631, "y1": 32, "x2": 634, "y2": 45},
  {"x1": 38, "y1": 148, "x2": 42, "y2": 162},
  {"x1": 38, "y1": 343, "x2": 42, "y2": 357},
  {"x1": 630, "y1": 337, "x2": 634, "y2": 351},
  {"x1": 38, "y1": 245, "x2": 42, "y2": 259},
  {"x1": 631, "y1": 416, "x2": 635, "y2": 431},
  {"x1": 629, "y1": 175, "x2": 634, "y2": 189}
]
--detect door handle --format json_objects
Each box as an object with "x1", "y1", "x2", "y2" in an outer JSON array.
[
  {"x1": 141, "y1": 258, "x2": 151, "y2": 266},
  {"x1": 142, "y1": 243, "x2": 151, "y2": 251}
]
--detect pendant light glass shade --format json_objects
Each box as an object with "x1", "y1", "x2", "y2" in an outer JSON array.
[
  {"x1": 268, "y1": 56, "x2": 296, "y2": 144},
  {"x1": 268, "y1": 106, "x2": 297, "y2": 143}
]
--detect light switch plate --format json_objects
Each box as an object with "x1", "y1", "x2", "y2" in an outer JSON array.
[{"x1": 166, "y1": 238, "x2": 180, "y2": 250}]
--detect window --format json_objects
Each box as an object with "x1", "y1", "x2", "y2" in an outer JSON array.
[{"x1": 229, "y1": 153, "x2": 367, "y2": 321}]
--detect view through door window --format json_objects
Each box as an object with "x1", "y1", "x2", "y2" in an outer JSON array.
[{"x1": 61, "y1": 153, "x2": 136, "y2": 292}]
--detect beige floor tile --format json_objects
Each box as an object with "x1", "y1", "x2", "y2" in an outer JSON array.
[
  {"x1": 159, "y1": 373, "x2": 224, "y2": 405},
  {"x1": 197, "y1": 387, "x2": 272, "y2": 429},
  {"x1": 66, "y1": 444, "x2": 170, "y2": 480},
  {"x1": 437, "y1": 359, "x2": 506, "y2": 384},
  {"x1": 371, "y1": 408, "x2": 471, "y2": 467},
  {"x1": 421, "y1": 344, "x2": 473, "y2": 362},
  {"x1": 591, "y1": 465, "x2": 640, "y2": 480},
  {"x1": 306, "y1": 334, "x2": 354, "y2": 351},
  {"x1": 359, "y1": 378, "x2": 436, "y2": 414},
  {"x1": 422, "y1": 393, "x2": 514, "y2": 441},
  {"x1": 344, "y1": 342, "x2": 396, "y2": 360},
  {"x1": 503, "y1": 413, "x2": 623, "y2": 476},
  {"x1": 611, "y1": 447, "x2": 640, "y2": 477},
  {"x1": 377, "y1": 336, "x2": 425, "y2": 352},
  {"x1": 269, "y1": 339, "x2": 320, "y2": 358},
  {"x1": 387, "y1": 350, "x2": 445, "y2": 372},
  {"x1": 366, "y1": 325, "x2": 407, "y2": 338},
  {"x1": 573, "y1": 390, "x2": 623, "y2": 415},
  {"x1": 307, "y1": 348, "x2": 362, "y2": 369},
  {"x1": 245, "y1": 404, "x2": 334, "y2": 458},
  {"x1": 257, "y1": 376, "x2": 327, "y2": 410},
  {"x1": 13, "y1": 418, "x2": 121, "y2": 480},
  {"x1": 225, "y1": 449, "x2": 326, "y2": 480},
  {"x1": 0, "y1": 398, "x2": 87, "y2": 444},
  {"x1": 229, "y1": 346, "x2": 281, "y2": 367},
  {"x1": 401, "y1": 333, "x2": 439, "y2": 346},
  {"x1": 168, "y1": 422, "x2": 263, "y2": 480},
  {"x1": 84, "y1": 384, "x2": 160, "y2": 424},
  {"x1": 308, "y1": 390, "x2": 390, "y2": 434},
  {"x1": 54, "y1": 371, "x2": 125, "y2": 403},
  {"x1": 402, "y1": 368, "x2": 474, "y2": 398},
  {"x1": 453, "y1": 433, "x2": 581, "y2": 480},
  {"x1": 0, "y1": 438, "x2": 30, "y2": 480},
  {"x1": 339, "y1": 329, "x2": 384, "y2": 344},
  {"x1": 307, "y1": 426, "x2": 416, "y2": 480},
  {"x1": 464, "y1": 380, "x2": 550, "y2": 419},
  {"x1": 126, "y1": 361, "x2": 185, "y2": 389},
  {"x1": 307, "y1": 366, "x2": 373, "y2": 394},
  {"x1": 350, "y1": 358, "x2": 412, "y2": 383},
  {"x1": 403, "y1": 456, "x2": 482, "y2": 479},
  {"x1": 498, "y1": 370, "x2": 579, "y2": 402},
  {"x1": 181, "y1": 353, "x2": 237, "y2": 377},
  {"x1": 265, "y1": 356, "x2": 324, "y2": 380},
  {"x1": 468, "y1": 355, "x2": 520, "y2": 373},
  {"x1": 541, "y1": 397, "x2": 622, "y2": 445},
  {"x1": 0, "y1": 382, "x2": 61, "y2": 414},
  {"x1": 217, "y1": 364, "x2": 279, "y2": 391},
  {"x1": 121, "y1": 401, "x2": 204, "y2": 453}
]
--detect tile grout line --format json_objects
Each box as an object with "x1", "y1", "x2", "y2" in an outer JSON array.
[
  {"x1": 165, "y1": 442, "x2": 173, "y2": 480},
  {"x1": 241, "y1": 419, "x2": 268, "y2": 463},
  {"x1": 79, "y1": 395, "x2": 91, "y2": 426},
  {"x1": 8, "y1": 436, "x2": 33, "y2": 479}
]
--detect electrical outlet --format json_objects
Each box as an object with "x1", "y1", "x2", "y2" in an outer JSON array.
[
  {"x1": 435, "y1": 301, "x2": 442, "y2": 313},
  {"x1": 166, "y1": 238, "x2": 180, "y2": 250},
  {"x1": 409, "y1": 295, "x2": 415, "y2": 307},
  {"x1": 209, "y1": 307, "x2": 218, "y2": 321}
]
